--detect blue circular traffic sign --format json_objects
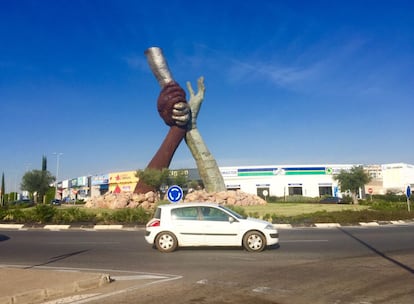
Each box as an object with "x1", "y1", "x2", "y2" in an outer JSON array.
[
  {"x1": 167, "y1": 185, "x2": 183, "y2": 203},
  {"x1": 407, "y1": 185, "x2": 411, "y2": 198}
]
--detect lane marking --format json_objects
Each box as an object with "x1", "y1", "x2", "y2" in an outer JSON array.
[
  {"x1": 280, "y1": 239, "x2": 329, "y2": 243},
  {"x1": 111, "y1": 274, "x2": 171, "y2": 281},
  {"x1": 43, "y1": 293, "x2": 101, "y2": 304}
]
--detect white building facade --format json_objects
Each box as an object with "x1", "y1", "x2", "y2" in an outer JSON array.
[
  {"x1": 381, "y1": 163, "x2": 414, "y2": 194},
  {"x1": 220, "y1": 164, "x2": 356, "y2": 198}
]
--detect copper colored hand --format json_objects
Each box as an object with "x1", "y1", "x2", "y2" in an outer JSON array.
[{"x1": 134, "y1": 82, "x2": 190, "y2": 193}]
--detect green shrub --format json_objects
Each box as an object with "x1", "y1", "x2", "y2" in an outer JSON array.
[
  {"x1": 269, "y1": 208, "x2": 414, "y2": 224},
  {"x1": 375, "y1": 193, "x2": 407, "y2": 202},
  {"x1": 362, "y1": 200, "x2": 407, "y2": 211},
  {"x1": 54, "y1": 207, "x2": 95, "y2": 224},
  {"x1": 0, "y1": 208, "x2": 29, "y2": 223},
  {"x1": 225, "y1": 205, "x2": 247, "y2": 217},
  {"x1": 268, "y1": 195, "x2": 320, "y2": 203},
  {"x1": 248, "y1": 211, "x2": 260, "y2": 218},
  {"x1": 263, "y1": 213, "x2": 272, "y2": 221},
  {"x1": 110, "y1": 208, "x2": 151, "y2": 224},
  {"x1": 32, "y1": 204, "x2": 57, "y2": 224}
]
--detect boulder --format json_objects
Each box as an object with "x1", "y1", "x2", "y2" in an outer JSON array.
[{"x1": 84, "y1": 189, "x2": 266, "y2": 209}]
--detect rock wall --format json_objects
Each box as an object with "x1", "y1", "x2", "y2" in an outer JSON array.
[{"x1": 84, "y1": 189, "x2": 266, "y2": 209}]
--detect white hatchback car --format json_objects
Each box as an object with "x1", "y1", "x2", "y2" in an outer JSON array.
[{"x1": 145, "y1": 203, "x2": 279, "y2": 253}]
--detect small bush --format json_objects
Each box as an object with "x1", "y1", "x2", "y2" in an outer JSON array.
[
  {"x1": 32, "y1": 204, "x2": 57, "y2": 224},
  {"x1": 54, "y1": 207, "x2": 95, "y2": 224},
  {"x1": 268, "y1": 196, "x2": 320, "y2": 203},
  {"x1": 0, "y1": 208, "x2": 29, "y2": 223},
  {"x1": 226, "y1": 205, "x2": 247, "y2": 217},
  {"x1": 110, "y1": 208, "x2": 151, "y2": 224}
]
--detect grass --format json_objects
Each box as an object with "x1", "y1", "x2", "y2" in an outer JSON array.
[
  {"x1": 243, "y1": 203, "x2": 368, "y2": 217},
  {"x1": 241, "y1": 200, "x2": 413, "y2": 224}
]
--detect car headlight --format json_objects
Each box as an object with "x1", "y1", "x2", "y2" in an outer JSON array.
[{"x1": 264, "y1": 224, "x2": 275, "y2": 230}]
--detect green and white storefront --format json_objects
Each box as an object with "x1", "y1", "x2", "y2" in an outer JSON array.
[{"x1": 219, "y1": 164, "x2": 355, "y2": 199}]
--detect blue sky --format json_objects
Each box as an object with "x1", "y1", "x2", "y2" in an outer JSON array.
[{"x1": 1, "y1": 0, "x2": 413, "y2": 192}]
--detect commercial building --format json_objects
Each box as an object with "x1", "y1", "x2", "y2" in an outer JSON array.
[
  {"x1": 56, "y1": 163, "x2": 414, "y2": 201},
  {"x1": 220, "y1": 164, "x2": 354, "y2": 199}
]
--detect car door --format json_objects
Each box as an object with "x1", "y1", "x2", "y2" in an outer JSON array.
[
  {"x1": 200, "y1": 206, "x2": 241, "y2": 246},
  {"x1": 170, "y1": 206, "x2": 205, "y2": 246}
]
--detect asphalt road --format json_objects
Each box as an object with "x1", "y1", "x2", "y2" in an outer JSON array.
[{"x1": 1, "y1": 224, "x2": 414, "y2": 303}]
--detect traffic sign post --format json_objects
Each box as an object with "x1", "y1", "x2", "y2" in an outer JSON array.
[
  {"x1": 167, "y1": 185, "x2": 183, "y2": 203},
  {"x1": 368, "y1": 187, "x2": 373, "y2": 201},
  {"x1": 406, "y1": 185, "x2": 411, "y2": 213}
]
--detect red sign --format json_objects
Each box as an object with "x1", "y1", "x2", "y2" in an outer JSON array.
[{"x1": 368, "y1": 188, "x2": 373, "y2": 194}]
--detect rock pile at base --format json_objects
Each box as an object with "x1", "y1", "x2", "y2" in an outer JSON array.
[
  {"x1": 84, "y1": 189, "x2": 266, "y2": 209},
  {"x1": 84, "y1": 191, "x2": 158, "y2": 210},
  {"x1": 184, "y1": 190, "x2": 267, "y2": 206}
]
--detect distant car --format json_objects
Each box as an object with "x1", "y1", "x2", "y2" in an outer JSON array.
[
  {"x1": 50, "y1": 199, "x2": 61, "y2": 206},
  {"x1": 319, "y1": 196, "x2": 343, "y2": 204},
  {"x1": 145, "y1": 202, "x2": 279, "y2": 253},
  {"x1": 9, "y1": 199, "x2": 35, "y2": 207}
]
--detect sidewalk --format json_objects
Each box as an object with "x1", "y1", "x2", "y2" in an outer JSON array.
[{"x1": 0, "y1": 267, "x2": 111, "y2": 304}]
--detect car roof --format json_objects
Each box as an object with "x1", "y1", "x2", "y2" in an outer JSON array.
[{"x1": 158, "y1": 202, "x2": 221, "y2": 209}]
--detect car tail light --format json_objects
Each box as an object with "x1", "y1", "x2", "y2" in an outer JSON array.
[{"x1": 147, "y1": 219, "x2": 160, "y2": 227}]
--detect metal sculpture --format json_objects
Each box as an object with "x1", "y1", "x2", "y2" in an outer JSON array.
[{"x1": 134, "y1": 47, "x2": 225, "y2": 194}]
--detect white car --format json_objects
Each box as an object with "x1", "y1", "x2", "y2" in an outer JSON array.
[{"x1": 145, "y1": 202, "x2": 279, "y2": 253}]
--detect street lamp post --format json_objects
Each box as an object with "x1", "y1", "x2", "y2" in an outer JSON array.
[{"x1": 54, "y1": 152, "x2": 63, "y2": 199}]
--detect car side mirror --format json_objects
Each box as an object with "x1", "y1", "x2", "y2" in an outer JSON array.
[{"x1": 228, "y1": 216, "x2": 235, "y2": 223}]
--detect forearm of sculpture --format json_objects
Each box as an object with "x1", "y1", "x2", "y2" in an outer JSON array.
[
  {"x1": 185, "y1": 77, "x2": 226, "y2": 193},
  {"x1": 147, "y1": 126, "x2": 186, "y2": 169},
  {"x1": 134, "y1": 126, "x2": 186, "y2": 193}
]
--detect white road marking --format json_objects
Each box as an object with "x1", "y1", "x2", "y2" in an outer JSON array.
[
  {"x1": 280, "y1": 239, "x2": 329, "y2": 243},
  {"x1": 43, "y1": 293, "x2": 101, "y2": 304},
  {"x1": 111, "y1": 274, "x2": 170, "y2": 281},
  {"x1": 253, "y1": 286, "x2": 271, "y2": 293}
]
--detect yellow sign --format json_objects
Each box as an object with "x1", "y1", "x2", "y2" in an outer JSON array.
[
  {"x1": 109, "y1": 171, "x2": 139, "y2": 184},
  {"x1": 109, "y1": 171, "x2": 139, "y2": 193}
]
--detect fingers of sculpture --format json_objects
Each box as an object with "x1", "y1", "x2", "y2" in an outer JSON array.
[
  {"x1": 157, "y1": 82, "x2": 189, "y2": 127},
  {"x1": 172, "y1": 102, "x2": 190, "y2": 126}
]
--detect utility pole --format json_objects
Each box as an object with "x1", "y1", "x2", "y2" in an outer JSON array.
[{"x1": 53, "y1": 152, "x2": 63, "y2": 199}]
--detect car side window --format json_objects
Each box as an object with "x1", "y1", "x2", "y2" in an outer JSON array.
[
  {"x1": 171, "y1": 207, "x2": 199, "y2": 220},
  {"x1": 200, "y1": 207, "x2": 229, "y2": 222}
]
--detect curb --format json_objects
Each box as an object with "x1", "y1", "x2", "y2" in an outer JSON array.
[
  {"x1": 0, "y1": 268, "x2": 111, "y2": 304},
  {"x1": 0, "y1": 220, "x2": 413, "y2": 231}
]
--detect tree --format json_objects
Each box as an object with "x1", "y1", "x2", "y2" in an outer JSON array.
[
  {"x1": 136, "y1": 168, "x2": 189, "y2": 196},
  {"x1": 136, "y1": 168, "x2": 170, "y2": 194},
  {"x1": 21, "y1": 169, "x2": 55, "y2": 203},
  {"x1": 39, "y1": 155, "x2": 48, "y2": 203},
  {"x1": 1, "y1": 172, "x2": 4, "y2": 207},
  {"x1": 334, "y1": 166, "x2": 371, "y2": 204}
]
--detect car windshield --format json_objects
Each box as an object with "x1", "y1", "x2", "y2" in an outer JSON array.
[{"x1": 218, "y1": 205, "x2": 246, "y2": 219}]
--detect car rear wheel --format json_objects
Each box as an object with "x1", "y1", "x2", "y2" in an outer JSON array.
[
  {"x1": 155, "y1": 231, "x2": 178, "y2": 253},
  {"x1": 243, "y1": 231, "x2": 266, "y2": 252}
]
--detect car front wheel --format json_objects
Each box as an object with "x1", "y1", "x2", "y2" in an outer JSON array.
[
  {"x1": 243, "y1": 231, "x2": 266, "y2": 252},
  {"x1": 155, "y1": 231, "x2": 178, "y2": 253}
]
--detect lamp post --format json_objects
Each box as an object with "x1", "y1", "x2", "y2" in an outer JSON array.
[{"x1": 54, "y1": 152, "x2": 63, "y2": 199}]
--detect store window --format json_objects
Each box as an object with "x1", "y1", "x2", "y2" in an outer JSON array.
[
  {"x1": 319, "y1": 186, "x2": 333, "y2": 196},
  {"x1": 288, "y1": 186, "x2": 303, "y2": 195}
]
